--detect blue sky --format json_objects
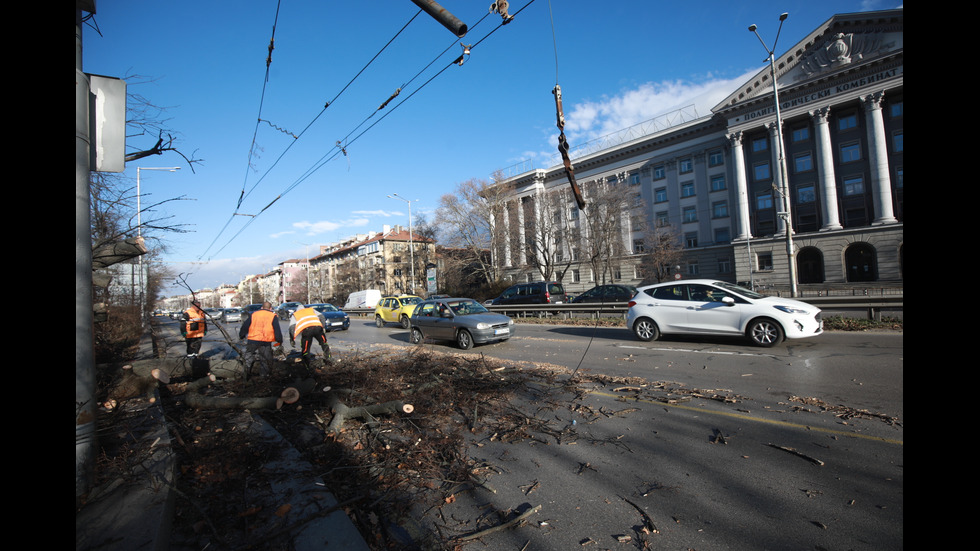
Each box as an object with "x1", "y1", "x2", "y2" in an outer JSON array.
[{"x1": 82, "y1": 0, "x2": 896, "y2": 295}]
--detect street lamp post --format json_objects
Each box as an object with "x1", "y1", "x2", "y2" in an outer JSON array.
[
  {"x1": 387, "y1": 193, "x2": 418, "y2": 294},
  {"x1": 749, "y1": 13, "x2": 798, "y2": 297},
  {"x1": 136, "y1": 166, "x2": 181, "y2": 322}
]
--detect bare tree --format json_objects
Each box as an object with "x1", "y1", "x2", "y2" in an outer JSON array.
[
  {"x1": 434, "y1": 177, "x2": 507, "y2": 285},
  {"x1": 638, "y1": 222, "x2": 684, "y2": 283},
  {"x1": 520, "y1": 190, "x2": 576, "y2": 282},
  {"x1": 580, "y1": 179, "x2": 631, "y2": 285}
]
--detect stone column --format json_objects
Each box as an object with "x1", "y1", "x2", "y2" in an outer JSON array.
[
  {"x1": 862, "y1": 92, "x2": 898, "y2": 225},
  {"x1": 811, "y1": 107, "x2": 842, "y2": 230},
  {"x1": 728, "y1": 132, "x2": 753, "y2": 240}
]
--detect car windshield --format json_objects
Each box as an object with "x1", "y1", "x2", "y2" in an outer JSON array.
[
  {"x1": 315, "y1": 304, "x2": 339, "y2": 312},
  {"x1": 400, "y1": 297, "x2": 422, "y2": 305},
  {"x1": 714, "y1": 281, "x2": 766, "y2": 300},
  {"x1": 446, "y1": 299, "x2": 489, "y2": 315}
]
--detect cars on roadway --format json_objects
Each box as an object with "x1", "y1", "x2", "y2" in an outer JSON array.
[
  {"x1": 242, "y1": 303, "x2": 263, "y2": 320},
  {"x1": 626, "y1": 279, "x2": 823, "y2": 347},
  {"x1": 409, "y1": 297, "x2": 514, "y2": 350},
  {"x1": 375, "y1": 295, "x2": 423, "y2": 329},
  {"x1": 491, "y1": 281, "x2": 568, "y2": 306},
  {"x1": 276, "y1": 301, "x2": 303, "y2": 320},
  {"x1": 221, "y1": 307, "x2": 243, "y2": 323},
  {"x1": 570, "y1": 284, "x2": 638, "y2": 303},
  {"x1": 203, "y1": 308, "x2": 224, "y2": 320},
  {"x1": 307, "y1": 303, "x2": 350, "y2": 331}
]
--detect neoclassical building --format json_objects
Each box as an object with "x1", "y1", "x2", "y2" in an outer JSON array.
[{"x1": 490, "y1": 9, "x2": 903, "y2": 295}]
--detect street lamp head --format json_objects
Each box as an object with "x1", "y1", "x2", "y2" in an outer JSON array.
[
  {"x1": 748, "y1": 23, "x2": 757, "y2": 32},
  {"x1": 779, "y1": 12, "x2": 788, "y2": 21}
]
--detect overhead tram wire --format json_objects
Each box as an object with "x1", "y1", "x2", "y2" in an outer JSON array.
[
  {"x1": 239, "y1": 0, "x2": 283, "y2": 212},
  {"x1": 199, "y1": 8, "x2": 425, "y2": 261},
  {"x1": 206, "y1": 1, "x2": 538, "y2": 260}
]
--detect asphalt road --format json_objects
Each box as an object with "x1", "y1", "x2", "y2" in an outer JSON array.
[{"x1": 168, "y1": 316, "x2": 904, "y2": 549}]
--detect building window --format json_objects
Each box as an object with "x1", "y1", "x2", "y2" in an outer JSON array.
[
  {"x1": 571, "y1": 269, "x2": 581, "y2": 283},
  {"x1": 890, "y1": 102, "x2": 903, "y2": 118},
  {"x1": 630, "y1": 174, "x2": 641, "y2": 186},
  {"x1": 893, "y1": 130, "x2": 903, "y2": 153},
  {"x1": 754, "y1": 162, "x2": 771, "y2": 181},
  {"x1": 757, "y1": 192, "x2": 774, "y2": 210},
  {"x1": 843, "y1": 175, "x2": 865, "y2": 196},
  {"x1": 714, "y1": 227, "x2": 731, "y2": 244},
  {"x1": 840, "y1": 142, "x2": 861, "y2": 163},
  {"x1": 757, "y1": 252, "x2": 773, "y2": 271},
  {"x1": 712, "y1": 201, "x2": 728, "y2": 218},
  {"x1": 838, "y1": 112, "x2": 858, "y2": 131},
  {"x1": 797, "y1": 184, "x2": 816, "y2": 204},
  {"x1": 633, "y1": 239, "x2": 645, "y2": 254},
  {"x1": 709, "y1": 150, "x2": 724, "y2": 166},
  {"x1": 792, "y1": 126, "x2": 810, "y2": 142},
  {"x1": 681, "y1": 182, "x2": 695, "y2": 197},
  {"x1": 655, "y1": 211, "x2": 669, "y2": 227},
  {"x1": 654, "y1": 187, "x2": 667, "y2": 203},
  {"x1": 685, "y1": 232, "x2": 698, "y2": 248},
  {"x1": 683, "y1": 206, "x2": 697, "y2": 223},
  {"x1": 718, "y1": 256, "x2": 732, "y2": 273},
  {"x1": 711, "y1": 175, "x2": 726, "y2": 192},
  {"x1": 686, "y1": 260, "x2": 699, "y2": 276},
  {"x1": 752, "y1": 137, "x2": 768, "y2": 152},
  {"x1": 653, "y1": 165, "x2": 666, "y2": 180},
  {"x1": 679, "y1": 158, "x2": 693, "y2": 174},
  {"x1": 794, "y1": 152, "x2": 813, "y2": 173}
]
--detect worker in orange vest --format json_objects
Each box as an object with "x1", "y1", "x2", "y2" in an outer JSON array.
[
  {"x1": 180, "y1": 300, "x2": 207, "y2": 357},
  {"x1": 238, "y1": 301, "x2": 283, "y2": 379},
  {"x1": 289, "y1": 306, "x2": 331, "y2": 363}
]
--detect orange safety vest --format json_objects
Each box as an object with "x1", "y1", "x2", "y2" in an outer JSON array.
[
  {"x1": 184, "y1": 306, "x2": 206, "y2": 339},
  {"x1": 246, "y1": 309, "x2": 279, "y2": 344},
  {"x1": 292, "y1": 307, "x2": 323, "y2": 335}
]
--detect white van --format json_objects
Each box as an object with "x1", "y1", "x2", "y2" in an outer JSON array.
[{"x1": 344, "y1": 289, "x2": 382, "y2": 309}]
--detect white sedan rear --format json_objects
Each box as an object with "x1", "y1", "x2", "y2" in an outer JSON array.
[{"x1": 626, "y1": 280, "x2": 822, "y2": 347}]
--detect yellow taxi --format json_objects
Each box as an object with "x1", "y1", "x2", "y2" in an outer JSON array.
[{"x1": 374, "y1": 295, "x2": 423, "y2": 329}]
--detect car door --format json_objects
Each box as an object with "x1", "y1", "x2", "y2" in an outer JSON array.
[
  {"x1": 644, "y1": 284, "x2": 694, "y2": 332},
  {"x1": 684, "y1": 284, "x2": 745, "y2": 335},
  {"x1": 413, "y1": 302, "x2": 439, "y2": 336}
]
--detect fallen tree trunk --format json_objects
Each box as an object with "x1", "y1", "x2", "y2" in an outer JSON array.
[
  {"x1": 104, "y1": 364, "x2": 171, "y2": 409},
  {"x1": 324, "y1": 392, "x2": 414, "y2": 435},
  {"x1": 183, "y1": 375, "x2": 320, "y2": 411}
]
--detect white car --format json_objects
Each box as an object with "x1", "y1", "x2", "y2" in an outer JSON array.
[{"x1": 626, "y1": 280, "x2": 823, "y2": 347}]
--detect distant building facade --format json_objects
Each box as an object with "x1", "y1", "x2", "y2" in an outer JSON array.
[{"x1": 490, "y1": 9, "x2": 903, "y2": 294}]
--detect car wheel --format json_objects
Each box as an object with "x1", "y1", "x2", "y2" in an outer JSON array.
[
  {"x1": 410, "y1": 327, "x2": 424, "y2": 345},
  {"x1": 456, "y1": 329, "x2": 474, "y2": 350},
  {"x1": 400, "y1": 315, "x2": 411, "y2": 329},
  {"x1": 375, "y1": 315, "x2": 384, "y2": 328},
  {"x1": 747, "y1": 318, "x2": 784, "y2": 347},
  {"x1": 632, "y1": 317, "x2": 660, "y2": 342}
]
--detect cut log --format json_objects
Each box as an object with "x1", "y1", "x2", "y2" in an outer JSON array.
[
  {"x1": 324, "y1": 392, "x2": 415, "y2": 434},
  {"x1": 104, "y1": 364, "x2": 170, "y2": 408}
]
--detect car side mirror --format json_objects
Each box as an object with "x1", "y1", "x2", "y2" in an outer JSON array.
[{"x1": 722, "y1": 296, "x2": 736, "y2": 306}]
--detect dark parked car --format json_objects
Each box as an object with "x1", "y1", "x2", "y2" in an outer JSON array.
[
  {"x1": 307, "y1": 303, "x2": 350, "y2": 331},
  {"x1": 491, "y1": 282, "x2": 568, "y2": 306},
  {"x1": 570, "y1": 284, "x2": 638, "y2": 304},
  {"x1": 275, "y1": 302, "x2": 303, "y2": 320},
  {"x1": 410, "y1": 297, "x2": 514, "y2": 350},
  {"x1": 242, "y1": 303, "x2": 264, "y2": 318}
]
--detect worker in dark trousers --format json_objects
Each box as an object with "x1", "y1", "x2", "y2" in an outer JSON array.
[
  {"x1": 238, "y1": 302, "x2": 282, "y2": 379},
  {"x1": 181, "y1": 300, "x2": 207, "y2": 357},
  {"x1": 289, "y1": 305, "x2": 331, "y2": 363}
]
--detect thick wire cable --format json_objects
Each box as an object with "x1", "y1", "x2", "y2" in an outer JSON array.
[{"x1": 204, "y1": 2, "x2": 538, "y2": 261}]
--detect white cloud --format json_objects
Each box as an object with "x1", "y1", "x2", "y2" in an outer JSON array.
[
  {"x1": 562, "y1": 71, "x2": 757, "y2": 145},
  {"x1": 292, "y1": 217, "x2": 370, "y2": 236}
]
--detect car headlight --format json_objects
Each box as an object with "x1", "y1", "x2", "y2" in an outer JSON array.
[
  {"x1": 774, "y1": 305, "x2": 809, "y2": 314},
  {"x1": 476, "y1": 323, "x2": 490, "y2": 330}
]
